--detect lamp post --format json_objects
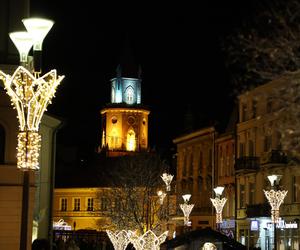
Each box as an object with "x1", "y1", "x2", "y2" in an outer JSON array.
[
  {"x1": 0, "y1": 17, "x2": 64, "y2": 250},
  {"x1": 180, "y1": 194, "x2": 194, "y2": 229},
  {"x1": 263, "y1": 175, "x2": 288, "y2": 250},
  {"x1": 161, "y1": 172, "x2": 173, "y2": 230},
  {"x1": 210, "y1": 186, "x2": 227, "y2": 231}
]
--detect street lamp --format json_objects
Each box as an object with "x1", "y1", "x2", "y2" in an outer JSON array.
[
  {"x1": 210, "y1": 186, "x2": 227, "y2": 230},
  {"x1": 263, "y1": 174, "x2": 288, "y2": 250},
  {"x1": 180, "y1": 194, "x2": 194, "y2": 227},
  {"x1": 0, "y1": 17, "x2": 64, "y2": 250},
  {"x1": 161, "y1": 172, "x2": 173, "y2": 192},
  {"x1": 157, "y1": 190, "x2": 166, "y2": 205}
]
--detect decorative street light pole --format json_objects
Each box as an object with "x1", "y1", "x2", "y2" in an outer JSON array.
[
  {"x1": 0, "y1": 17, "x2": 64, "y2": 250},
  {"x1": 180, "y1": 194, "x2": 194, "y2": 228},
  {"x1": 263, "y1": 175, "x2": 288, "y2": 250},
  {"x1": 161, "y1": 173, "x2": 174, "y2": 192},
  {"x1": 210, "y1": 186, "x2": 227, "y2": 231}
]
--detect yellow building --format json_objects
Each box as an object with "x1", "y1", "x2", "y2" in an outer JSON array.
[
  {"x1": 53, "y1": 63, "x2": 177, "y2": 239},
  {"x1": 173, "y1": 125, "x2": 236, "y2": 235},
  {"x1": 235, "y1": 71, "x2": 300, "y2": 250}
]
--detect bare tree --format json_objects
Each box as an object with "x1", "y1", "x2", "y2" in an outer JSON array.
[
  {"x1": 97, "y1": 152, "x2": 171, "y2": 235},
  {"x1": 221, "y1": 0, "x2": 300, "y2": 94}
]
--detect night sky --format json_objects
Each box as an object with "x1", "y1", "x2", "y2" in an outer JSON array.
[{"x1": 29, "y1": 1, "x2": 255, "y2": 158}]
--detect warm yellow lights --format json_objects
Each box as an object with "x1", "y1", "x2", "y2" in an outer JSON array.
[
  {"x1": 130, "y1": 230, "x2": 168, "y2": 250},
  {"x1": 211, "y1": 186, "x2": 227, "y2": 224},
  {"x1": 17, "y1": 131, "x2": 41, "y2": 170},
  {"x1": 264, "y1": 174, "x2": 288, "y2": 224},
  {"x1": 263, "y1": 189, "x2": 288, "y2": 224},
  {"x1": 0, "y1": 66, "x2": 64, "y2": 132},
  {"x1": 126, "y1": 129, "x2": 136, "y2": 151},
  {"x1": 210, "y1": 197, "x2": 227, "y2": 224},
  {"x1": 9, "y1": 32, "x2": 33, "y2": 63},
  {"x1": 0, "y1": 66, "x2": 64, "y2": 170}
]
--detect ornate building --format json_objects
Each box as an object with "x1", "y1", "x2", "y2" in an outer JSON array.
[
  {"x1": 100, "y1": 66, "x2": 150, "y2": 156},
  {"x1": 235, "y1": 71, "x2": 300, "y2": 250}
]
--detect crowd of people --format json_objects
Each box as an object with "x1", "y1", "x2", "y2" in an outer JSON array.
[{"x1": 32, "y1": 237, "x2": 111, "y2": 250}]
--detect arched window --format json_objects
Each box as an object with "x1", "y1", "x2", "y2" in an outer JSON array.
[
  {"x1": 126, "y1": 128, "x2": 136, "y2": 151},
  {"x1": 0, "y1": 125, "x2": 5, "y2": 164},
  {"x1": 110, "y1": 128, "x2": 118, "y2": 149},
  {"x1": 111, "y1": 86, "x2": 115, "y2": 102},
  {"x1": 125, "y1": 86, "x2": 134, "y2": 104}
]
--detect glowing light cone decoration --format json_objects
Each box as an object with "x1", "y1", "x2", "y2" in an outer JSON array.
[
  {"x1": 157, "y1": 190, "x2": 166, "y2": 205},
  {"x1": 0, "y1": 67, "x2": 64, "y2": 170},
  {"x1": 106, "y1": 230, "x2": 132, "y2": 250},
  {"x1": 161, "y1": 173, "x2": 173, "y2": 191},
  {"x1": 263, "y1": 175, "x2": 288, "y2": 224},
  {"x1": 129, "y1": 230, "x2": 168, "y2": 250},
  {"x1": 210, "y1": 186, "x2": 227, "y2": 224},
  {"x1": 180, "y1": 194, "x2": 194, "y2": 226}
]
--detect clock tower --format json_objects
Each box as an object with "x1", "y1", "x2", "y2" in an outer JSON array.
[{"x1": 100, "y1": 64, "x2": 150, "y2": 157}]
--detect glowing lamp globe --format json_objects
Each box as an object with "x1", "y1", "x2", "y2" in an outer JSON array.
[
  {"x1": 213, "y1": 186, "x2": 225, "y2": 196},
  {"x1": 22, "y1": 17, "x2": 54, "y2": 50},
  {"x1": 9, "y1": 31, "x2": 33, "y2": 63},
  {"x1": 268, "y1": 175, "x2": 282, "y2": 187},
  {"x1": 182, "y1": 194, "x2": 191, "y2": 203}
]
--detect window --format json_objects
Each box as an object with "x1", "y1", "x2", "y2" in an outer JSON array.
[
  {"x1": 293, "y1": 176, "x2": 300, "y2": 202},
  {"x1": 0, "y1": 125, "x2": 5, "y2": 164},
  {"x1": 101, "y1": 197, "x2": 109, "y2": 211},
  {"x1": 266, "y1": 97, "x2": 272, "y2": 113},
  {"x1": 249, "y1": 183, "x2": 255, "y2": 205},
  {"x1": 189, "y1": 153, "x2": 193, "y2": 176},
  {"x1": 125, "y1": 86, "x2": 134, "y2": 104},
  {"x1": 240, "y1": 184, "x2": 245, "y2": 208},
  {"x1": 248, "y1": 140, "x2": 254, "y2": 156},
  {"x1": 241, "y1": 104, "x2": 247, "y2": 122},
  {"x1": 74, "y1": 198, "x2": 80, "y2": 211},
  {"x1": 60, "y1": 198, "x2": 67, "y2": 211},
  {"x1": 264, "y1": 135, "x2": 272, "y2": 152},
  {"x1": 87, "y1": 198, "x2": 94, "y2": 211},
  {"x1": 252, "y1": 100, "x2": 257, "y2": 118},
  {"x1": 126, "y1": 129, "x2": 136, "y2": 151},
  {"x1": 239, "y1": 143, "x2": 245, "y2": 157},
  {"x1": 198, "y1": 151, "x2": 203, "y2": 175}
]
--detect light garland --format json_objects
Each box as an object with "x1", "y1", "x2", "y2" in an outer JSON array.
[
  {"x1": 210, "y1": 197, "x2": 227, "y2": 224},
  {"x1": 106, "y1": 230, "x2": 132, "y2": 250},
  {"x1": 180, "y1": 203, "x2": 194, "y2": 226},
  {"x1": 129, "y1": 230, "x2": 168, "y2": 250},
  {"x1": 17, "y1": 131, "x2": 41, "y2": 170},
  {"x1": 0, "y1": 66, "x2": 64, "y2": 170},
  {"x1": 263, "y1": 189, "x2": 288, "y2": 223},
  {"x1": 161, "y1": 173, "x2": 173, "y2": 192}
]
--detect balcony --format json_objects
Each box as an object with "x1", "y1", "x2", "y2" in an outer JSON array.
[
  {"x1": 246, "y1": 203, "x2": 271, "y2": 218},
  {"x1": 260, "y1": 149, "x2": 287, "y2": 165},
  {"x1": 235, "y1": 157, "x2": 260, "y2": 172}
]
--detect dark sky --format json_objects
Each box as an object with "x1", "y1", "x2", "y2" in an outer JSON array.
[{"x1": 30, "y1": 1, "x2": 253, "y2": 156}]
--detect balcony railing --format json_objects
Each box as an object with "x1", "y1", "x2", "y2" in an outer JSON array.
[
  {"x1": 260, "y1": 149, "x2": 287, "y2": 165},
  {"x1": 235, "y1": 157, "x2": 260, "y2": 172},
  {"x1": 246, "y1": 203, "x2": 271, "y2": 218}
]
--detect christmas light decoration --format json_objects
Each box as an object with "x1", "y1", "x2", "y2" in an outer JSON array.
[
  {"x1": 263, "y1": 175, "x2": 288, "y2": 224},
  {"x1": 129, "y1": 230, "x2": 168, "y2": 250},
  {"x1": 210, "y1": 186, "x2": 227, "y2": 224},
  {"x1": 106, "y1": 230, "x2": 132, "y2": 250},
  {"x1": 161, "y1": 173, "x2": 173, "y2": 191},
  {"x1": 157, "y1": 190, "x2": 166, "y2": 205},
  {"x1": 179, "y1": 194, "x2": 194, "y2": 226},
  {"x1": 0, "y1": 66, "x2": 64, "y2": 170}
]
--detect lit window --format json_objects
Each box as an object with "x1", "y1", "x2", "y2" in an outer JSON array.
[
  {"x1": 125, "y1": 86, "x2": 134, "y2": 104},
  {"x1": 126, "y1": 129, "x2": 136, "y2": 151},
  {"x1": 239, "y1": 185, "x2": 245, "y2": 208},
  {"x1": 87, "y1": 198, "x2": 94, "y2": 211},
  {"x1": 74, "y1": 198, "x2": 80, "y2": 211},
  {"x1": 101, "y1": 197, "x2": 109, "y2": 211},
  {"x1": 60, "y1": 198, "x2": 67, "y2": 211}
]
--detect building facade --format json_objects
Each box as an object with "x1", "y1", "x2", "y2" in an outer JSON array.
[{"x1": 235, "y1": 71, "x2": 300, "y2": 250}]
